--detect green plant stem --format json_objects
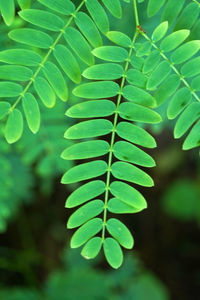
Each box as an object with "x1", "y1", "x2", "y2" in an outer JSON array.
[
  {"x1": 101, "y1": 31, "x2": 139, "y2": 242},
  {"x1": 142, "y1": 32, "x2": 200, "y2": 103},
  {"x1": 9, "y1": 0, "x2": 86, "y2": 113},
  {"x1": 133, "y1": 0, "x2": 140, "y2": 27},
  {"x1": 192, "y1": 0, "x2": 200, "y2": 7}
]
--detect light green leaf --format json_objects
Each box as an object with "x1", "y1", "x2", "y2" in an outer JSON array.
[
  {"x1": 19, "y1": 9, "x2": 64, "y2": 31},
  {"x1": 0, "y1": 65, "x2": 33, "y2": 81},
  {"x1": 126, "y1": 69, "x2": 147, "y2": 88},
  {"x1": 106, "y1": 31, "x2": 131, "y2": 47},
  {"x1": 142, "y1": 51, "x2": 160, "y2": 74},
  {"x1": 22, "y1": 93, "x2": 40, "y2": 134},
  {"x1": 86, "y1": 0, "x2": 109, "y2": 33},
  {"x1": 167, "y1": 87, "x2": 191, "y2": 119},
  {"x1": 191, "y1": 75, "x2": 200, "y2": 91},
  {"x1": 174, "y1": 3, "x2": 199, "y2": 31},
  {"x1": 34, "y1": 76, "x2": 56, "y2": 108},
  {"x1": 61, "y1": 160, "x2": 107, "y2": 184},
  {"x1": 111, "y1": 161, "x2": 154, "y2": 186},
  {"x1": 183, "y1": 120, "x2": 200, "y2": 150},
  {"x1": 73, "y1": 81, "x2": 120, "y2": 99},
  {"x1": 103, "y1": 238, "x2": 123, "y2": 269},
  {"x1": 66, "y1": 100, "x2": 116, "y2": 118},
  {"x1": 5, "y1": 109, "x2": 23, "y2": 143},
  {"x1": 171, "y1": 41, "x2": 200, "y2": 64},
  {"x1": 43, "y1": 62, "x2": 68, "y2": 102},
  {"x1": 67, "y1": 200, "x2": 104, "y2": 228},
  {"x1": 0, "y1": 49, "x2": 41, "y2": 66},
  {"x1": 108, "y1": 198, "x2": 140, "y2": 214},
  {"x1": 8, "y1": 28, "x2": 53, "y2": 49},
  {"x1": 161, "y1": 0, "x2": 186, "y2": 26},
  {"x1": 54, "y1": 45, "x2": 81, "y2": 84},
  {"x1": 123, "y1": 85, "x2": 156, "y2": 107},
  {"x1": 147, "y1": 61, "x2": 171, "y2": 90},
  {"x1": 113, "y1": 141, "x2": 156, "y2": 167},
  {"x1": 81, "y1": 237, "x2": 102, "y2": 259},
  {"x1": 116, "y1": 121, "x2": 156, "y2": 148},
  {"x1": 147, "y1": 0, "x2": 165, "y2": 17},
  {"x1": 64, "y1": 119, "x2": 113, "y2": 139},
  {"x1": 107, "y1": 218, "x2": 134, "y2": 249},
  {"x1": 0, "y1": 0, "x2": 15, "y2": 26},
  {"x1": 160, "y1": 30, "x2": 190, "y2": 52},
  {"x1": 83, "y1": 63, "x2": 124, "y2": 80},
  {"x1": 38, "y1": 0, "x2": 75, "y2": 15},
  {"x1": 151, "y1": 21, "x2": 168, "y2": 42},
  {"x1": 61, "y1": 140, "x2": 110, "y2": 160},
  {"x1": 110, "y1": 181, "x2": 147, "y2": 210},
  {"x1": 92, "y1": 46, "x2": 128, "y2": 62},
  {"x1": 0, "y1": 82, "x2": 22, "y2": 97},
  {"x1": 75, "y1": 12, "x2": 102, "y2": 48},
  {"x1": 101, "y1": 0, "x2": 122, "y2": 18},
  {"x1": 65, "y1": 180, "x2": 105, "y2": 208},
  {"x1": 17, "y1": 0, "x2": 31, "y2": 9},
  {"x1": 0, "y1": 102, "x2": 11, "y2": 120},
  {"x1": 130, "y1": 55, "x2": 144, "y2": 70},
  {"x1": 64, "y1": 27, "x2": 94, "y2": 66},
  {"x1": 119, "y1": 102, "x2": 162, "y2": 123},
  {"x1": 181, "y1": 57, "x2": 200, "y2": 78},
  {"x1": 70, "y1": 218, "x2": 103, "y2": 248}
]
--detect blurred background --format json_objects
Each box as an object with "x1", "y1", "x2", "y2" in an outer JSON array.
[{"x1": 0, "y1": 0, "x2": 200, "y2": 299}]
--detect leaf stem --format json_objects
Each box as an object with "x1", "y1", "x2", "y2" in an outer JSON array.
[
  {"x1": 142, "y1": 32, "x2": 200, "y2": 103},
  {"x1": 101, "y1": 31, "x2": 139, "y2": 242},
  {"x1": 133, "y1": 0, "x2": 140, "y2": 27},
  {"x1": 9, "y1": 0, "x2": 86, "y2": 113}
]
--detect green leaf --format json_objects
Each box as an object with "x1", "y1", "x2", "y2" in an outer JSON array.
[
  {"x1": 61, "y1": 160, "x2": 107, "y2": 184},
  {"x1": 181, "y1": 57, "x2": 200, "y2": 78},
  {"x1": 171, "y1": 41, "x2": 200, "y2": 65},
  {"x1": 147, "y1": 0, "x2": 165, "y2": 17},
  {"x1": 73, "y1": 81, "x2": 120, "y2": 99},
  {"x1": 86, "y1": 0, "x2": 109, "y2": 33},
  {"x1": 67, "y1": 200, "x2": 104, "y2": 228},
  {"x1": 22, "y1": 93, "x2": 40, "y2": 134},
  {"x1": 34, "y1": 76, "x2": 56, "y2": 108},
  {"x1": 83, "y1": 63, "x2": 124, "y2": 80},
  {"x1": 103, "y1": 238, "x2": 123, "y2": 269},
  {"x1": 61, "y1": 140, "x2": 110, "y2": 160},
  {"x1": 174, "y1": 103, "x2": 200, "y2": 138},
  {"x1": 66, "y1": 100, "x2": 116, "y2": 118},
  {"x1": 142, "y1": 51, "x2": 160, "y2": 74},
  {"x1": 183, "y1": 120, "x2": 200, "y2": 150},
  {"x1": 130, "y1": 55, "x2": 144, "y2": 70},
  {"x1": 17, "y1": 0, "x2": 31, "y2": 9},
  {"x1": 106, "y1": 31, "x2": 131, "y2": 47},
  {"x1": 0, "y1": 0, "x2": 15, "y2": 26},
  {"x1": 64, "y1": 27, "x2": 94, "y2": 66},
  {"x1": 108, "y1": 198, "x2": 140, "y2": 214},
  {"x1": 113, "y1": 141, "x2": 156, "y2": 167},
  {"x1": 161, "y1": 0, "x2": 186, "y2": 26},
  {"x1": 19, "y1": 9, "x2": 64, "y2": 31},
  {"x1": 38, "y1": 0, "x2": 75, "y2": 15},
  {"x1": 64, "y1": 119, "x2": 113, "y2": 139},
  {"x1": 174, "y1": 3, "x2": 199, "y2": 31},
  {"x1": 167, "y1": 88, "x2": 191, "y2": 119},
  {"x1": 191, "y1": 75, "x2": 200, "y2": 91},
  {"x1": 110, "y1": 181, "x2": 147, "y2": 210},
  {"x1": 101, "y1": 0, "x2": 122, "y2": 18},
  {"x1": 0, "y1": 65, "x2": 33, "y2": 81},
  {"x1": 147, "y1": 61, "x2": 171, "y2": 90},
  {"x1": 123, "y1": 85, "x2": 156, "y2": 108},
  {"x1": 43, "y1": 62, "x2": 68, "y2": 102},
  {"x1": 151, "y1": 21, "x2": 168, "y2": 42},
  {"x1": 0, "y1": 102, "x2": 11, "y2": 120},
  {"x1": 81, "y1": 237, "x2": 102, "y2": 259},
  {"x1": 5, "y1": 109, "x2": 23, "y2": 143},
  {"x1": 116, "y1": 121, "x2": 156, "y2": 148},
  {"x1": 106, "y1": 218, "x2": 134, "y2": 249},
  {"x1": 119, "y1": 102, "x2": 162, "y2": 123},
  {"x1": 65, "y1": 180, "x2": 105, "y2": 208},
  {"x1": 126, "y1": 69, "x2": 147, "y2": 88},
  {"x1": 111, "y1": 161, "x2": 154, "y2": 186},
  {"x1": 70, "y1": 218, "x2": 103, "y2": 248},
  {"x1": 75, "y1": 12, "x2": 102, "y2": 48},
  {"x1": 0, "y1": 82, "x2": 22, "y2": 97},
  {"x1": 92, "y1": 46, "x2": 128, "y2": 62},
  {"x1": 0, "y1": 49, "x2": 41, "y2": 66},
  {"x1": 8, "y1": 28, "x2": 53, "y2": 49},
  {"x1": 54, "y1": 45, "x2": 81, "y2": 84},
  {"x1": 160, "y1": 30, "x2": 190, "y2": 52}
]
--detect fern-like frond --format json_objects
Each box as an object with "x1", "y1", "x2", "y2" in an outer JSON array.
[
  {"x1": 61, "y1": 25, "x2": 161, "y2": 268},
  {"x1": 0, "y1": 0, "x2": 124, "y2": 143}
]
